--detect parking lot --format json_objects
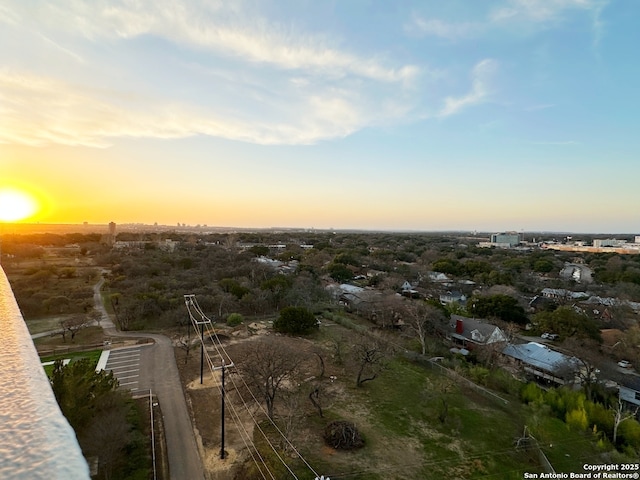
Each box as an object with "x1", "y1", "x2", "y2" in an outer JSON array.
[{"x1": 101, "y1": 345, "x2": 145, "y2": 391}]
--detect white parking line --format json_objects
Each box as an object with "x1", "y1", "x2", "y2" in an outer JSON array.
[
  {"x1": 108, "y1": 360, "x2": 139, "y2": 367},
  {"x1": 109, "y1": 354, "x2": 140, "y2": 361},
  {"x1": 112, "y1": 369, "x2": 139, "y2": 375}
]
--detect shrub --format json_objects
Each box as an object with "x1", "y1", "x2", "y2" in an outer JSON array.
[
  {"x1": 226, "y1": 313, "x2": 244, "y2": 327},
  {"x1": 566, "y1": 408, "x2": 588, "y2": 431},
  {"x1": 521, "y1": 382, "x2": 544, "y2": 405},
  {"x1": 273, "y1": 306, "x2": 318, "y2": 335}
]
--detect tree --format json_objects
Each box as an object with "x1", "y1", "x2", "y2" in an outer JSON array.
[
  {"x1": 175, "y1": 323, "x2": 195, "y2": 364},
  {"x1": 60, "y1": 314, "x2": 89, "y2": 342},
  {"x1": 353, "y1": 334, "x2": 389, "y2": 387},
  {"x1": 218, "y1": 278, "x2": 250, "y2": 300},
  {"x1": 237, "y1": 337, "x2": 303, "y2": 420},
  {"x1": 405, "y1": 302, "x2": 447, "y2": 355},
  {"x1": 612, "y1": 396, "x2": 640, "y2": 445},
  {"x1": 260, "y1": 275, "x2": 293, "y2": 309},
  {"x1": 534, "y1": 306, "x2": 602, "y2": 342},
  {"x1": 248, "y1": 245, "x2": 269, "y2": 256},
  {"x1": 274, "y1": 306, "x2": 318, "y2": 335},
  {"x1": 468, "y1": 294, "x2": 528, "y2": 325},
  {"x1": 328, "y1": 262, "x2": 353, "y2": 282},
  {"x1": 50, "y1": 359, "x2": 139, "y2": 480},
  {"x1": 559, "y1": 337, "x2": 603, "y2": 401}
]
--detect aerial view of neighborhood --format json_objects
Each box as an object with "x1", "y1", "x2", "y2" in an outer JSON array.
[
  {"x1": 2, "y1": 1, "x2": 640, "y2": 479},
  {"x1": 2, "y1": 225, "x2": 640, "y2": 479}
]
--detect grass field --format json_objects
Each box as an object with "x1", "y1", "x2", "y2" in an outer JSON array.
[
  {"x1": 40, "y1": 349, "x2": 103, "y2": 376},
  {"x1": 24, "y1": 315, "x2": 70, "y2": 334},
  {"x1": 253, "y1": 355, "x2": 610, "y2": 480}
]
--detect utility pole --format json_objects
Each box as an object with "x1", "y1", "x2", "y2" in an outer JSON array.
[
  {"x1": 184, "y1": 294, "x2": 234, "y2": 460},
  {"x1": 184, "y1": 295, "x2": 212, "y2": 385},
  {"x1": 199, "y1": 320, "x2": 205, "y2": 384},
  {"x1": 220, "y1": 361, "x2": 226, "y2": 459},
  {"x1": 212, "y1": 357, "x2": 233, "y2": 459}
]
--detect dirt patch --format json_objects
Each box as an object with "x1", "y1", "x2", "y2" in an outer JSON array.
[{"x1": 175, "y1": 324, "x2": 338, "y2": 478}]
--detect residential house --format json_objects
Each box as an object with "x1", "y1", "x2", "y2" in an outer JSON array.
[
  {"x1": 502, "y1": 342, "x2": 580, "y2": 386},
  {"x1": 619, "y1": 376, "x2": 640, "y2": 415},
  {"x1": 400, "y1": 280, "x2": 421, "y2": 298},
  {"x1": 449, "y1": 315, "x2": 507, "y2": 349},
  {"x1": 440, "y1": 291, "x2": 467, "y2": 306},
  {"x1": 540, "y1": 288, "x2": 589, "y2": 301},
  {"x1": 427, "y1": 271, "x2": 451, "y2": 283}
]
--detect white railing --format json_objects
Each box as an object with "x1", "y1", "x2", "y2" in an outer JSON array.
[{"x1": 0, "y1": 266, "x2": 90, "y2": 479}]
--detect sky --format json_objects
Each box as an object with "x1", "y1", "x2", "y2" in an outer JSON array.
[{"x1": 1, "y1": 0, "x2": 639, "y2": 233}]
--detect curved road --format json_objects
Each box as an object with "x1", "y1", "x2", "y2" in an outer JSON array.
[{"x1": 93, "y1": 277, "x2": 205, "y2": 480}]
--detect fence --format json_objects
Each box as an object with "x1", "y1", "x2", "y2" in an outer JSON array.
[{"x1": 403, "y1": 350, "x2": 510, "y2": 406}]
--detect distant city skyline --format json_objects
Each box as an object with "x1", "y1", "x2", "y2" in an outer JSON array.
[{"x1": 1, "y1": 1, "x2": 639, "y2": 233}]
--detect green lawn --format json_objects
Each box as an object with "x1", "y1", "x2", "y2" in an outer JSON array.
[
  {"x1": 41, "y1": 349, "x2": 103, "y2": 377},
  {"x1": 310, "y1": 357, "x2": 609, "y2": 479}
]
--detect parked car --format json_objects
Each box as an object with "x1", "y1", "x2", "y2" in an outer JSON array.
[
  {"x1": 617, "y1": 360, "x2": 632, "y2": 369},
  {"x1": 541, "y1": 333, "x2": 559, "y2": 340}
]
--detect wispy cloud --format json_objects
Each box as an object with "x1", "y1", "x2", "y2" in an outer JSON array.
[
  {"x1": 0, "y1": 1, "x2": 430, "y2": 147},
  {"x1": 409, "y1": 0, "x2": 609, "y2": 41},
  {"x1": 405, "y1": 14, "x2": 479, "y2": 40},
  {"x1": 439, "y1": 59, "x2": 498, "y2": 117},
  {"x1": 490, "y1": 0, "x2": 606, "y2": 23},
  {"x1": 0, "y1": 70, "x2": 409, "y2": 147},
  {"x1": 17, "y1": 1, "x2": 420, "y2": 84}
]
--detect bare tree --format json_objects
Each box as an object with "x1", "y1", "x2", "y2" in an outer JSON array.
[
  {"x1": 314, "y1": 351, "x2": 325, "y2": 378},
  {"x1": 174, "y1": 325, "x2": 194, "y2": 364},
  {"x1": 237, "y1": 337, "x2": 303, "y2": 420},
  {"x1": 559, "y1": 337, "x2": 603, "y2": 401},
  {"x1": 88, "y1": 308, "x2": 103, "y2": 327},
  {"x1": 352, "y1": 334, "x2": 390, "y2": 387},
  {"x1": 405, "y1": 302, "x2": 447, "y2": 355},
  {"x1": 327, "y1": 330, "x2": 347, "y2": 366},
  {"x1": 308, "y1": 386, "x2": 324, "y2": 418},
  {"x1": 279, "y1": 389, "x2": 303, "y2": 451},
  {"x1": 612, "y1": 396, "x2": 639, "y2": 445},
  {"x1": 60, "y1": 314, "x2": 89, "y2": 342},
  {"x1": 375, "y1": 294, "x2": 406, "y2": 329}
]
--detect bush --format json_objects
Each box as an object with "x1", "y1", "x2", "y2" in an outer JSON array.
[
  {"x1": 273, "y1": 306, "x2": 318, "y2": 335},
  {"x1": 566, "y1": 408, "x2": 588, "y2": 431},
  {"x1": 521, "y1": 382, "x2": 544, "y2": 404},
  {"x1": 618, "y1": 419, "x2": 640, "y2": 451},
  {"x1": 226, "y1": 313, "x2": 244, "y2": 327}
]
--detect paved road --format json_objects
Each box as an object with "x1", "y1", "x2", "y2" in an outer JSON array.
[{"x1": 94, "y1": 276, "x2": 205, "y2": 480}]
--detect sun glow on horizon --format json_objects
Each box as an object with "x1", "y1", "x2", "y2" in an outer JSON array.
[{"x1": 0, "y1": 188, "x2": 40, "y2": 222}]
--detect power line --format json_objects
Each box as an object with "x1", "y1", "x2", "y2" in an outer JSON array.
[{"x1": 185, "y1": 295, "x2": 323, "y2": 480}]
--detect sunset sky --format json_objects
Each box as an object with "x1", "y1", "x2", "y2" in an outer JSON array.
[{"x1": 1, "y1": 1, "x2": 639, "y2": 233}]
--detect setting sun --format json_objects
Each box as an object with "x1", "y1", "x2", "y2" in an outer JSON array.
[{"x1": 0, "y1": 188, "x2": 39, "y2": 222}]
